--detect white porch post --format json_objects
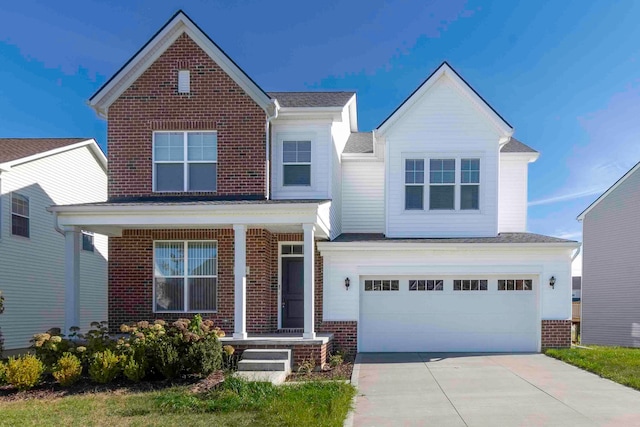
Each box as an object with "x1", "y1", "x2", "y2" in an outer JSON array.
[
  {"x1": 233, "y1": 224, "x2": 247, "y2": 339},
  {"x1": 63, "y1": 225, "x2": 81, "y2": 336},
  {"x1": 303, "y1": 223, "x2": 316, "y2": 339}
]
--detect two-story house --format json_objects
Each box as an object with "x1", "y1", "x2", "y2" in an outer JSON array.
[
  {"x1": 52, "y1": 11, "x2": 578, "y2": 365},
  {"x1": 0, "y1": 138, "x2": 108, "y2": 350}
]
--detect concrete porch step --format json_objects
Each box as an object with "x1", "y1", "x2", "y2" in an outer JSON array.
[
  {"x1": 234, "y1": 370, "x2": 288, "y2": 385},
  {"x1": 241, "y1": 349, "x2": 291, "y2": 361},
  {"x1": 237, "y1": 359, "x2": 290, "y2": 372}
]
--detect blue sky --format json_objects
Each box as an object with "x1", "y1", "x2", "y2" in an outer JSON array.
[{"x1": 2, "y1": 0, "x2": 640, "y2": 273}]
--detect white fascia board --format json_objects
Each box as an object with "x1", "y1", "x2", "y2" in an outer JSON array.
[
  {"x1": 376, "y1": 63, "x2": 513, "y2": 138},
  {"x1": 501, "y1": 151, "x2": 540, "y2": 163},
  {"x1": 356, "y1": 264, "x2": 545, "y2": 276},
  {"x1": 577, "y1": 160, "x2": 640, "y2": 221},
  {"x1": 347, "y1": 95, "x2": 358, "y2": 132},
  {"x1": 0, "y1": 139, "x2": 106, "y2": 171},
  {"x1": 341, "y1": 153, "x2": 380, "y2": 162},
  {"x1": 276, "y1": 107, "x2": 344, "y2": 122},
  {"x1": 317, "y1": 241, "x2": 579, "y2": 253},
  {"x1": 90, "y1": 12, "x2": 274, "y2": 117}
]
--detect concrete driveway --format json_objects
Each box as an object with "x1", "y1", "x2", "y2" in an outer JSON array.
[{"x1": 351, "y1": 353, "x2": 640, "y2": 426}]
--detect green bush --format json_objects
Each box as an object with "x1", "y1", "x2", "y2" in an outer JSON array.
[
  {"x1": 184, "y1": 335, "x2": 222, "y2": 376},
  {"x1": 52, "y1": 353, "x2": 83, "y2": 387},
  {"x1": 89, "y1": 349, "x2": 122, "y2": 384},
  {"x1": 81, "y1": 321, "x2": 113, "y2": 354},
  {"x1": 0, "y1": 362, "x2": 6, "y2": 385},
  {"x1": 31, "y1": 329, "x2": 75, "y2": 370},
  {"x1": 5, "y1": 354, "x2": 44, "y2": 391},
  {"x1": 329, "y1": 353, "x2": 344, "y2": 368},
  {"x1": 123, "y1": 355, "x2": 146, "y2": 382},
  {"x1": 149, "y1": 337, "x2": 182, "y2": 379}
]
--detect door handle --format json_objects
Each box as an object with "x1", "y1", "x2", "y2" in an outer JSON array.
[{"x1": 282, "y1": 302, "x2": 285, "y2": 308}]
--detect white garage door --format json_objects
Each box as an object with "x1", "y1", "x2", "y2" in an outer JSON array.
[{"x1": 359, "y1": 277, "x2": 538, "y2": 352}]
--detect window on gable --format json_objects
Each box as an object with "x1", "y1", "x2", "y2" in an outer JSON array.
[
  {"x1": 154, "y1": 131, "x2": 217, "y2": 192},
  {"x1": 461, "y1": 159, "x2": 480, "y2": 210},
  {"x1": 154, "y1": 241, "x2": 218, "y2": 312},
  {"x1": 82, "y1": 231, "x2": 94, "y2": 252},
  {"x1": 178, "y1": 70, "x2": 190, "y2": 93},
  {"x1": 283, "y1": 141, "x2": 311, "y2": 186},
  {"x1": 429, "y1": 159, "x2": 455, "y2": 210},
  {"x1": 11, "y1": 193, "x2": 29, "y2": 238},
  {"x1": 405, "y1": 159, "x2": 424, "y2": 210}
]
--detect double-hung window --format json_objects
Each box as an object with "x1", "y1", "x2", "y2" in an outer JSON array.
[
  {"x1": 154, "y1": 131, "x2": 217, "y2": 192},
  {"x1": 405, "y1": 159, "x2": 424, "y2": 210},
  {"x1": 429, "y1": 159, "x2": 455, "y2": 210},
  {"x1": 283, "y1": 141, "x2": 311, "y2": 186},
  {"x1": 11, "y1": 193, "x2": 29, "y2": 238},
  {"x1": 461, "y1": 159, "x2": 480, "y2": 210},
  {"x1": 154, "y1": 241, "x2": 218, "y2": 313}
]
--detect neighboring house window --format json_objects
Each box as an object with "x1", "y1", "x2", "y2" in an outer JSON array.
[
  {"x1": 461, "y1": 159, "x2": 480, "y2": 210},
  {"x1": 153, "y1": 131, "x2": 217, "y2": 192},
  {"x1": 453, "y1": 279, "x2": 488, "y2": 291},
  {"x1": 405, "y1": 159, "x2": 424, "y2": 210},
  {"x1": 282, "y1": 141, "x2": 311, "y2": 186},
  {"x1": 82, "y1": 231, "x2": 94, "y2": 252},
  {"x1": 409, "y1": 279, "x2": 443, "y2": 291},
  {"x1": 498, "y1": 279, "x2": 532, "y2": 291},
  {"x1": 178, "y1": 70, "x2": 190, "y2": 93},
  {"x1": 429, "y1": 159, "x2": 455, "y2": 210},
  {"x1": 11, "y1": 193, "x2": 29, "y2": 238},
  {"x1": 154, "y1": 241, "x2": 218, "y2": 313},
  {"x1": 364, "y1": 279, "x2": 399, "y2": 291}
]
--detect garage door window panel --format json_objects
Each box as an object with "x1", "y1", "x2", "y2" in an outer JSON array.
[
  {"x1": 409, "y1": 279, "x2": 443, "y2": 291},
  {"x1": 454, "y1": 279, "x2": 488, "y2": 291},
  {"x1": 498, "y1": 279, "x2": 532, "y2": 291},
  {"x1": 364, "y1": 280, "x2": 399, "y2": 291}
]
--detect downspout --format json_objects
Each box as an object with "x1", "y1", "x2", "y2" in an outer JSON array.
[
  {"x1": 571, "y1": 245, "x2": 581, "y2": 261},
  {"x1": 265, "y1": 100, "x2": 280, "y2": 200}
]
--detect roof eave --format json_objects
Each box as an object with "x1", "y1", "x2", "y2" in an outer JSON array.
[{"x1": 0, "y1": 139, "x2": 106, "y2": 171}]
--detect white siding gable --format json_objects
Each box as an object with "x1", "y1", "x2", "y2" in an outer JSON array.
[
  {"x1": 384, "y1": 75, "x2": 503, "y2": 237},
  {"x1": 0, "y1": 145, "x2": 108, "y2": 349},
  {"x1": 498, "y1": 155, "x2": 529, "y2": 232}
]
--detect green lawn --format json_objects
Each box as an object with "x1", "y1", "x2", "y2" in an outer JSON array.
[
  {"x1": 0, "y1": 377, "x2": 356, "y2": 427},
  {"x1": 545, "y1": 346, "x2": 640, "y2": 390}
]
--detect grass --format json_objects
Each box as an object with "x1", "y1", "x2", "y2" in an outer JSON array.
[
  {"x1": 0, "y1": 377, "x2": 356, "y2": 427},
  {"x1": 545, "y1": 346, "x2": 640, "y2": 390}
]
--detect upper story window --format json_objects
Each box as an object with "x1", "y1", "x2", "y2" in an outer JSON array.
[
  {"x1": 405, "y1": 159, "x2": 424, "y2": 210},
  {"x1": 461, "y1": 159, "x2": 480, "y2": 210},
  {"x1": 82, "y1": 231, "x2": 94, "y2": 252},
  {"x1": 429, "y1": 159, "x2": 455, "y2": 210},
  {"x1": 11, "y1": 193, "x2": 29, "y2": 238},
  {"x1": 153, "y1": 131, "x2": 217, "y2": 192},
  {"x1": 283, "y1": 140, "x2": 311, "y2": 186}
]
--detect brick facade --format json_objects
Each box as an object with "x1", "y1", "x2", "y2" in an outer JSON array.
[
  {"x1": 233, "y1": 342, "x2": 330, "y2": 368},
  {"x1": 541, "y1": 320, "x2": 572, "y2": 349},
  {"x1": 107, "y1": 32, "x2": 267, "y2": 200}
]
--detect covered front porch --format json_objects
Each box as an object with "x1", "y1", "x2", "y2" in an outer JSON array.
[{"x1": 49, "y1": 199, "x2": 331, "y2": 352}]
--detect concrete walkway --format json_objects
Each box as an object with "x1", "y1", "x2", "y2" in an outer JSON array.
[{"x1": 352, "y1": 353, "x2": 640, "y2": 426}]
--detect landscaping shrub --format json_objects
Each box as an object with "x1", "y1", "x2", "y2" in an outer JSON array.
[
  {"x1": 52, "y1": 353, "x2": 82, "y2": 386},
  {"x1": 89, "y1": 349, "x2": 122, "y2": 384},
  {"x1": 297, "y1": 358, "x2": 316, "y2": 375},
  {"x1": 123, "y1": 355, "x2": 146, "y2": 382},
  {"x1": 0, "y1": 361, "x2": 6, "y2": 385},
  {"x1": 329, "y1": 353, "x2": 344, "y2": 368},
  {"x1": 185, "y1": 335, "x2": 222, "y2": 376},
  {"x1": 5, "y1": 354, "x2": 44, "y2": 391},
  {"x1": 82, "y1": 321, "x2": 113, "y2": 354},
  {"x1": 31, "y1": 329, "x2": 75, "y2": 370}
]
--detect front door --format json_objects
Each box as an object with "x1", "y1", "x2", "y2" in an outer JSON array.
[{"x1": 282, "y1": 257, "x2": 304, "y2": 328}]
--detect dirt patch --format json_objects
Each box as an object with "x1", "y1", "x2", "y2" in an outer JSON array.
[
  {"x1": 189, "y1": 371, "x2": 225, "y2": 394},
  {"x1": 287, "y1": 362, "x2": 353, "y2": 382}
]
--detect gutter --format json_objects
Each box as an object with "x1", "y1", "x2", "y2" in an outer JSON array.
[
  {"x1": 571, "y1": 244, "x2": 581, "y2": 261},
  {"x1": 265, "y1": 100, "x2": 280, "y2": 199}
]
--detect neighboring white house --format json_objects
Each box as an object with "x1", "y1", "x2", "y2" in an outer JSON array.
[
  {"x1": 0, "y1": 138, "x2": 108, "y2": 350},
  {"x1": 52, "y1": 12, "x2": 578, "y2": 358}
]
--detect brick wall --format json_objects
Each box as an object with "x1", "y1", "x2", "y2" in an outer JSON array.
[
  {"x1": 108, "y1": 32, "x2": 267, "y2": 199},
  {"x1": 233, "y1": 342, "x2": 330, "y2": 368},
  {"x1": 318, "y1": 321, "x2": 358, "y2": 356},
  {"x1": 541, "y1": 320, "x2": 572, "y2": 349}
]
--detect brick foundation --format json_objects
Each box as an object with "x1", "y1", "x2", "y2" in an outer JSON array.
[
  {"x1": 318, "y1": 321, "x2": 358, "y2": 356},
  {"x1": 233, "y1": 341, "x2": 331, "y2": 368},
  {"x1": 541, "y1": 320, "x2": 572, "y2": 349}
]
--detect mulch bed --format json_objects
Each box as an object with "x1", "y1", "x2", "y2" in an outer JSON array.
[
  {"x1": 0, "y1": 371, "x2": 225, "y2": 402},
  {"x1": 287, "y1": 362, "x2": 353, "y2": 382}
]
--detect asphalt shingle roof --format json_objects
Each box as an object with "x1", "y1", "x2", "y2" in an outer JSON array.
[
  {"x1": 501, "y1": 137, "x2": 537, "y2": 153},
  {"x1": 0, "y1": 138, "x2": 88, "y2": 164},
  {"x1": 344, "y1": 132, "x2": 374, "y2": 154},
  {"x1": 267, "y1": 92, "x2": 354, "y2": 108},
  {"x1": 332, "y1": 232, "x2": 576, "y2": 244}
]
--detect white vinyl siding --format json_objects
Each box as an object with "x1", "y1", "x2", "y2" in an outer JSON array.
[
  {"x1": 342, "y1": 160, "x2": 385, "y2": 233},
  {"x1": 0, "y1": 145, "x2": 107, "y2": 350},
  {"x1": 498, "y1": 156, "x2": 529, "y2": 232},
  {"x1": 385, "y1": 77, "x2": 500, "y2": 237}
]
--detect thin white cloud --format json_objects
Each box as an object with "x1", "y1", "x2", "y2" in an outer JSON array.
[{"x1": 528, "y1": 187, "x2": 606, "y2": 206}]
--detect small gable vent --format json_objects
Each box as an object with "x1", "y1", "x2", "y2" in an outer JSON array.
[{"x1": 178, "y1": 69, "x2": 190, "y2": 93}]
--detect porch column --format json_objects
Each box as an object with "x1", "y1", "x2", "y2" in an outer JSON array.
[
  {"x1": 233, "y1": 224, "x2": 247, "y2": 339},
  {"x1": 303, "y1": 223, "x2": 316, "y2": 339},
  {"x1": 63, "y1": 225, "x2": 81, "y2": 336}
]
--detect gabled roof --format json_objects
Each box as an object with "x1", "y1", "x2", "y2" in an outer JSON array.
[
  {"x1": 0, "y1": 138, "x2": 107, "y2": 171},
  {"x1": 89, "y1": 10, "x2": 274, "y2": 117},
  {"x1": 344, "y1": 132, "x2": 374, "y2": 154},
  {"x1": 332, "y1": 232, "x2": 577, "y2": 245},
  {"x1": 501, "y1": 137, "x2": 537, "y2": 153},
  {"x1": 267, "y1": 92, "x2": 355, "y2": 108},
  {"x1": 577, "y1": 161, "x2": 640, "y2": 221},
  {"x1": 376, "y1": 62, "x2": 513, "y2": 137}
]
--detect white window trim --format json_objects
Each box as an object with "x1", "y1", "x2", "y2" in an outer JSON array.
[
  {"x1": 152, "y1": 131, "x2": 218, "y2": 193},
  {"x1": 401, "y1": 153, "x2": 484, "y2": 213},
  {"x1": 277, "y1": 241, "x2": 304, "y2": 329},
  {"x1": 274, "y1": 132, "x2": 318, "y2": 194},
  {"x1": 282, "y1": 140, "x2": 312, "y2": 187},
  {"x1": 81, "y1": 230, "x2": 95, "y2": 252},
  {"x1": 428, "y1": 158, "x2": 457, "y2": 211},
  {"x1": 404, "y1": 159, "x2": 425, "y2": 211},
  {"x1": 153, "y1": 240, "x2": 218, "y2": 314},
  {"x1": 11, "y1": 192, "x2": 29, "y2": 238},
  {"x1": 460, "y1": 158, "x2": 481, "y2": 211}
]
